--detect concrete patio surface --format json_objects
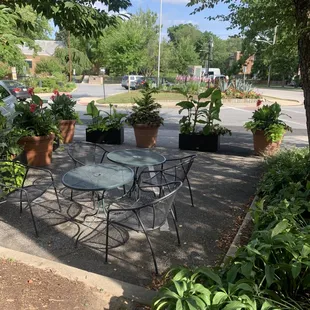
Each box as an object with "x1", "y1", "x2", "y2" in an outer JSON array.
[{"x1": 0, "y1": 124, "x2": 304, "y2": 289}]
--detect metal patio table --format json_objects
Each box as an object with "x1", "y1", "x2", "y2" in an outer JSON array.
[
  {"x1": 107, "y1": 149, "x2": 166, "y2": 191},
  {"x1": 62, "y1": 163, "x2": 134, "y2": 244},
  {"x1": 62, "y1": 163, "x2": 134, "y2": 215}
]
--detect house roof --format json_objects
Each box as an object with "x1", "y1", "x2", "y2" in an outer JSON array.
[{"x1": 19, "y1": 40, "x2": 64, "y2": 56}]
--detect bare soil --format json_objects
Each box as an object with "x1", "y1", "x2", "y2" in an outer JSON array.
[{"x1": 0, "y1": 258, "x2": 147, "y2": 310}]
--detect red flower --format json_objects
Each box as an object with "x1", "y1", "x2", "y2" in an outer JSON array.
[
  {"x1": 28, "y1": 87, "x2": 34, "y2": 96},
  {"x1": 53, "y1": 89, "x2": 60, "y2": 96},
  {"x1": 30, "y1": 104, "x2": 37, "y2": 113},
  {"x1": 256, "y1": 99, "x2": 263, "y2": 107},
  {"x1": 50, "y1": 95, "x2": 55, "y2": 101},
  {"x1": 66, "y1": 94, "x2": 72, "y2": 98}
]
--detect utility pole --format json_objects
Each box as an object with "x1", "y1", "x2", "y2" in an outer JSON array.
[
  {"x1": 157, "y1": 0, "x2": 163, "y2": 87},
  {"x1": 68, "y1": 31, "x2": 72, "y2": 82},
  {"x1": 267, "y1": 26, "x2": 278, "y2": 87}
]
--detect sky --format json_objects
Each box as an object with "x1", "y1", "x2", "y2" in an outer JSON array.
[{"x1": 127, "y1": 0, "x2": 238, "y2": 39}]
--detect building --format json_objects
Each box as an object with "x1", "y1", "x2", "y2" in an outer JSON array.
[
  {"x1": 19, "y1": 40, "x2": 64, "y2": 75},
  {"x1": 229, "y1": 51, "x2": 255, "y2": 75}
]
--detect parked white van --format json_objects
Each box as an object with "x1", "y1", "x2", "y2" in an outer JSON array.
[
  {"x1": 203, "y1": 68, "x2": 221, "y2": 78},
  {"x1": 121, "y1": 75, "x2": 144, "y2": 90}
]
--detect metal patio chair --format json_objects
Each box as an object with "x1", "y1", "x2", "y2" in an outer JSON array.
[
  {"x1": 0, "y1": 160, "x2": 61, "y2": 237},
  {"x1": 138, "y1": 154, "x2": 196, "y2": 207},
  {"x1": 67, "y1": 141, "x2": 109, "y2": 167},
  {"x1": 105, "y1": 181, "x2": 182, "y2": 275}
]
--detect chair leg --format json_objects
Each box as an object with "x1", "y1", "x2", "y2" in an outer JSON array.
[
  {"x1": 105, "y1": 218, "x2": 110, "y2": 263},
  {"x1": 53, "y1": 185, "x2": 62, "y2": 212},
  {"x1": 136, "y1": 214, "x2": 159, "y2": 275},
  {"x1": 170, "y1": 210, "x2": 181, "y2": 246},
  {"x1": 70, "y1": 189, "x2": 73, "y2": 201},
  {"x1": 28, "y1": 201, "x2": 39, "y2": 237},
  {"x1": 19, "y1": 191, "x2": 23, "y2": 214},
  {"x1": 186, "y1": 176, "x2": 194, "y2": 207},
  {"x1": 172, "y1": 202, "x2": 178, "y2": 222}
]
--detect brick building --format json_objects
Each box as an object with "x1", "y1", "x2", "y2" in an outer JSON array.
[
  {"x1": 19, "y1": 40, "x2": 64, "y2": 75},
  {"x1": 229, "y1": 51, "x2": 255, "y2": 75}
]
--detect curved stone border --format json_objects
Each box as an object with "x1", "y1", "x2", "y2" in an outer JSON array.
[
  {"x1": 222, "y1": 196, "x2": 258, "y2": 265},
  {"x1": 0, "y1": 246, "x2": 156, "y2": 305}
]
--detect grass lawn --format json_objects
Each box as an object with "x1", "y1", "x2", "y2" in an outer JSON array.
[{"x1": 97, "y1": 91, "x2": 186, "y2": 104}]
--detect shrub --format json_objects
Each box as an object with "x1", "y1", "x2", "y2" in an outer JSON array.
[{"x1": 35, "y1": 57, "x2": 63, "y2": 75}]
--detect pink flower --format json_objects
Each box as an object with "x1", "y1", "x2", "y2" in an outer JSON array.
[
  {"x1": 66, "y1": 94, "x2": 72, "y2": 98},
  {"x1": 256, "y1": 99, "x2": 263, "y2": 107},
  {"x1": 30, "y1": 104, "x2": 37, "y2": 113},
  {"x1": 28, "y1": 87, "x2": 34, "y2": 96}
]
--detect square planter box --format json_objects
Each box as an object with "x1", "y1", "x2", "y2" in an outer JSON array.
[
  {"x1": 86, "y1": 128, "x2": 124, "y2": 145},
  {"x1": 179, "y1": 133, "x2": 220, "y2": 152}
]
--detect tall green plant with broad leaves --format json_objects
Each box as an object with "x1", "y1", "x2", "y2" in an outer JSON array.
[{"x1": 176, "y1": 87, "x2": 231, "y2": 136}]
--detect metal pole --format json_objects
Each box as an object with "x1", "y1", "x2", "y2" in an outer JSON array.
[
  {"x1": 68, "y1": 31, "x2": 72, "y2": 82},
  {"x1": 267, "y1": 26, "x2": 278, "y2": 87},
  {"x1": 157, "y1": 0, "x2": 163, "y2": 87}
]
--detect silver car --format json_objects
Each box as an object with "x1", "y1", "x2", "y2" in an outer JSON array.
[
  {"x1": 121, "y1": 75, "x2": 144, "y2": 90},
  {"x1": 0, "y1": 81, "x2": 17, "y2": 116}
]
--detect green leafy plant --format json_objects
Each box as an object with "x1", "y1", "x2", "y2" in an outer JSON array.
[
  {"x1": 0, "y1": 103, "x2": 22, "y2": 160},
  {"x1": 85, "y1": 101, "x2": 126, "y2": 132},
  {"x1": 126, "y1": 85, "x2": 164, "y2": 127},
  {"x1": 175, "y1": 87, "x2": 231, "y2": 136},
  {"x1": 13, "y1": 90, "x2": 59, "y2": 137},
  {"x1": 49, "y1": 90, "x2": 80, "y2": 122},
  {"x1": 153, "y1": 148, "x2": 310, "y2": 310},
  {"x1": 244, "y1": 102, "x2": 292, "y2": 142}
]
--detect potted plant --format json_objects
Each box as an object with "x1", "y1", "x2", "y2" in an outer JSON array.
[
  {"x1": 13, "y1": 91, "x2": 60, "y2": 166},
  {"x1": 126, "y1": 85, "x2": 164, "y2": 148},
  {"x1": 49, "y1": 90, "x2": 80, "y2": 144},
  {"x1": 175, "y1": 87, "x2": 231, "y2": 152},
  {"x1": 244, "y1": 100, "x2": 292, "y2": 156},
  {"x1": 85, "y1": 101, "x2": 126, "y2": 144}
]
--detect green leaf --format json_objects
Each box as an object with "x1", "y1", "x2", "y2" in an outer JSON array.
[
  {"x1": 212, "y1": 291, "x2": 228, "y2": 305},
  {"x1": 211, "y1": 89, "x2": 221, "y2": 101},
  {"x1": 222, "y1": 301, "x2": 247, "y2": 310},
  {"x1": 241, "y1": 262, "x2": 253, "y2": 277},
  {"x1": 198, "y1": 88, "x2": 214, "y2": 100},
  {"x1": 86, "y1": 100, "x2": 99, "y2": 118},
  {"x1": 176, "y1": 299, "x2": 183, "y2": 310},
  {"x1": 265, "y1": 265, "x2": 275, "y2": 287},
  {"x1": 301, "y1": 245, "x2": 310, "y2": 257},
  {"x1": 176, "y1": 101, "x2": 195, "y2": 110},
  {"x1": 172, "y1": 280, "x2": 185, "y2": 298},
  {"x1": 195, "y1": 267, "x2": 222, "y2": 285},
  {"x1": 291, "y1": 262, "x2": 301, "y2": 279},
  {"x1": 271, "y1": 219, "x2": 289, "y2": 237},
  {"x1": 261, "y1": 300, "x2": 274, "y2": 310}
]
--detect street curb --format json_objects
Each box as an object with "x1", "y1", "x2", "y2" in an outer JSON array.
[
  {"x1": 222, "y1": 196, "x2": 258, "y2": 265},
  {"x1": 0, "y1": 246, "x2": 156, "y2": 305},
  {"x1": 263, "y1": 95, "x2": 301, "y2": 105}
]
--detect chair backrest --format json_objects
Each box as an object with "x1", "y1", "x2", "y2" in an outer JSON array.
[
  {"x1": 162, "y1": 155, "x2": 196, "y2": 182},
  {"x1": 67, "y1": 142, "x2": 109, "y2": 167},
  {"x1": 135, "y1": 181, "x2": 182, "y2": 230}
]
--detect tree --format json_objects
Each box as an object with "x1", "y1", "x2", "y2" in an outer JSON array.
[
  {"x1": 35, "y1": 57, "x2": 63, "y2": 75},
  {"x1": 3, "y1": 0, "x2": 132, "y2": 38},
  {"x1": 187, "y1": 0, "x2": 310, "y2": 145}
]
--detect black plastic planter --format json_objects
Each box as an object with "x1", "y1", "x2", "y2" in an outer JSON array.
[
  {"x1": 179, "y1": 133, "x2": 220, "y2": 152},
  {"x1": 86, "y1": 128, "x2": 124, "y2": 145}
]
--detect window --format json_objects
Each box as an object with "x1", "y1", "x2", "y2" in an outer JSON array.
[
  {"x1": 25, "y1": 59, "x2": 33, "y2": 69},
  {"x1": 0, "y1": 85, "x2": 10, "y2": 100}
]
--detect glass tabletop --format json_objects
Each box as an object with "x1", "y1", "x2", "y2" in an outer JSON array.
[
  {"x1": 62, "y1": 163, "x2": 134, "y2": 191},
  {"x1": 107, "y1": 149, "x2": 166, "y2": 167}
]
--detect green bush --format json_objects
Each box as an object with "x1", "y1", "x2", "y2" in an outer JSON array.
[
  {"x1": 153, "y1": 148, "x2": 310, "y2": 310},
  {"x1": 35, "y1": 57, "x2": 63, "y2": 75}
]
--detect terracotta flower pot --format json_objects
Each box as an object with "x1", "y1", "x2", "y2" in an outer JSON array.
[
  {"x1": 133, "y1": 124, "x2": 159, "y2": 148},
  {"x1": 253, "y1": 130, "x2": 282, "y2": 156},
  {"x1": 59, "y1": 120, "x2": 76, "y2": 144},
  {"x1": 18, "y1": 134, "x2": 55, "y2": 166}
]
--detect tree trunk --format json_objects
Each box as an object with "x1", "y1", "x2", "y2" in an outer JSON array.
[{"x1": 294, "y1": 0, "x2": 310, "y2": 145}]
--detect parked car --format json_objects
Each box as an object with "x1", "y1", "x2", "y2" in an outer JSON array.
[
  {"x1": 1, "y1": 80, "x2": 31, "y2": 101},
  {"x1": 121, "y1": 75, "x2": 144, "y2": 90},
  {"x1": 0, "y1": 81, "x2": 17, "y2": 116},
  {"x1": 135, "y1": 77, "x2": 157, "y2": 89}
]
